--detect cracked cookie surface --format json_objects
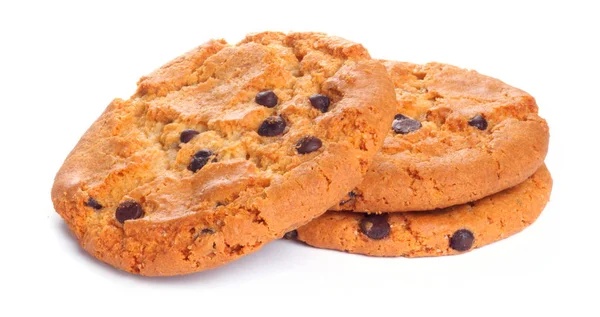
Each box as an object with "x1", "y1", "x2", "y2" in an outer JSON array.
[
  {"x1": 51, "y1": 31, "x2": 396, "y2": 276},
  {"x1": 333, "y1": 61, "x2": 549, "y2": 212},
  {"x1": 295, "y1": 165, "x2": 552, "y2": 257}
]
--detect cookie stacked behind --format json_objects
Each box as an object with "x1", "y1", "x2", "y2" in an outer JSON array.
[
  {"x1": 294, "y1": 61, "x2": 551, "y2": 256},
  {"x1": 295, "y1": 166, "x2": 552, "y2": 256},
  {"x1": 51, "y1": 32, "x2": 398, "y2": 276}
]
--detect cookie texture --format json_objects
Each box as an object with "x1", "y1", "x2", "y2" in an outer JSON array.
[
  {"x1": 296, "y1": 165, "x2": 552, "y2": 257},
  {"x1": 333, "y1": 61, "x2": 549, "y2": 212},
  {"x1": 51, "y1": 32, "x2": 396, "y2": 276}
]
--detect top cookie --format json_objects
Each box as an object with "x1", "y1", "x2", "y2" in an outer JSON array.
[
  {"x1": 51, "y1": 32, "x2": 396, "y2": 276},
  {"x1": 333, "y1": 61, "x2": 549, "y2": 212}
]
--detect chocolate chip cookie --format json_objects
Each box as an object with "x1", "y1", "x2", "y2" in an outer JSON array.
[
  {"x1": 333, "y1": 61, "x2": 549, "y2": 212},
  {"x1": 51, "y1": 32, "x2": 396, "y2": 276},
  {"x1": 295, "y1": 165, "x2": 552, "y2": 257}
]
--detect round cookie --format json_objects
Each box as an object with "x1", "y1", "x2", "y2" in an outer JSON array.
[
  {"x1": 51, "y1": 32, "x2": 397, "y2": 276},
  {"x1": 333, "y1": 61, "x2": 549, "y2": 212},
  {"x1": 295, "y1": 165, "x2": 552, "y2": 257}
]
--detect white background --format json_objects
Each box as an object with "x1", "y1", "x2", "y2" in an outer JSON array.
[{"x1": 0, "y1": 0, "x2": 597, "y2": 316}]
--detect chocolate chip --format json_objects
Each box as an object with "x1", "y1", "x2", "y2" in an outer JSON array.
[
  {"x1": 188, "y1": 149, "x2": 214, "y2": 172},
  {"x1": 295, "y1": 136, "x2": 322, "y2": 154},
  {"x1": 258, "y1": 116, "x2": 286, "y2": 137},
  {"x1": 115, "y1": 200, "x2": 144, "y2": 224},
  {"x1": 339, "y1": 191, "x2": 357, "y2": 205},
  {"x1": 85, "y1": 197, "x2": 103, "y2": 210},
  {"x1": 255, "y1": 90, "x2": 278, "y2": 107},
  {"x1": 194, "y1": 149, "x2": 214, "y2": 158},
  {"x1": 392, "y1": 114, "x2": 422, "y2": 134},
  {"x1": 283, "y1": 230, "x2": 298, "y2": 240},
  {"x1": 360, "y1": 214, "x2": 390, "y2": 240},
  {"x1": 201, "y1": 228, "x2": 216, "y2": 235},
  {"x1": 450, "y1": 229, "x2": 475, "y2": 251},
  {"x1": 180, "y1": 129, "x2": 200, "y2": 143},
  {"x1": 309, "y1": 94, "x2": 330, "y2": 113},
  {"x1": 468, "y1": 115, "x2": 488, "y2": 130}
]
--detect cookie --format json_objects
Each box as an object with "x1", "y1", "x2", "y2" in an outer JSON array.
[
  {"x1": 333, "y1": 61, "x2": 549, "y2": 212},
  {"x1": 51, "y1": 32, "x2": 396, "y2": 276},
  {"x1": 295, "y1": 165, "x2": 552, "y2": 257}
]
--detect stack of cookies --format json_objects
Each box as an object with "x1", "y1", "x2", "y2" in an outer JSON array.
[{"x1": 51, "y1": 31, "x2": 550, "y2": 276}]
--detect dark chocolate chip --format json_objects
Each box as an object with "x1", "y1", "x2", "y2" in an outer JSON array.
[
  {"x1": 180, "y1": 129, "x2": 200, "y2": 143},
  {"x1": 201, "y1": 228, "x2": 216, "y2": 235},
  {"x1": 188, "y1": 149, "x2": 214, "y2": 172},
  {"x1": 85, "y1": 197, "x2": 103, "y2": 210},
  {"x1": 339, "y1": 191, "x2": 357, "y2": 205},
  {"x1": 450, "y1": 229, "x2": 475, "y2": 251},
  {"x1": 283, "y1": 230, "x2": 298, "y2": 240},
  {"x1": 115, "y1": 200, "x2": 144, "y2": 224},
  {"x1": 360, "y1": 214, "x2": 390, "y2": 240},
  {"x1": 392, "y1": 115, "x2": 422, "y2": 134},
  {"x1": 258, "y1": 116, "x2": 286, "y2": 137},
  {"x1": 295, "y1": 136, "x2": 322, "y2": 154},
  {"x1": 468, "y1": 115, "x2": 488, "y2": 130},
  {"x1": 309, "y1": 94, "x2": 330, "y2": 113},
  {"x1": 194, "y1": 149, "x2": 214, "y2": 158},
  {"x1": 255, "y1": 90, "x2": 278, "y2": 108},
  {"x1": 188, "y1": 157, "x2": 210, "y2": 172}
]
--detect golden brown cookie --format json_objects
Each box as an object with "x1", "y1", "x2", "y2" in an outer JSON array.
[
  {"x1": 333, "y1": 61, "x2": 549, "y2": 212},
  {"x1": 51, "y1": 32, "x2": 397, "y2": 276},
  {"x1": 294, "y1": 165, "x2": 552, "y2": 257}
]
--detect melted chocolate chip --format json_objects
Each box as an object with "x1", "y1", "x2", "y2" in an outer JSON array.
[
  {"x1": 295, "y1": 136, "x2": 322, "y2": 154},
  {"x1": 468, "y1": 115, "x2": 488, "y2": 130},
  {"x1": 258, "y1": 116, "x2": 286, "y2": 137},
  {"x1": 188, "y1": 149, "x2": 214, "y2": 172},
  {"x1": 450, "y1": 229, "x2": 475, "y2": 251},
  {"x1": 309, "y1": 94, "x2": 330, "y2": 113},
  {"x1": 115, "y1": 200, "x2": 144, "y2": 224},
  {"x1": 360, "y1": 214, "x2": 390, "y2": 240},
  {"x1": 392, "y1": 115, "x2": 422, "y2": 134},
  {"x1": 255, "y1": 90, "x2": 278, "y2": 108},
  {"x1": 85, "y1": 197, "x2": 103, "y2": 210},
  {"x1": 180, "y1": 129, "x2": 200, "y2": 143},
  {"x1": 283, "y1": 230, "x2": 298, "y2": 240}
]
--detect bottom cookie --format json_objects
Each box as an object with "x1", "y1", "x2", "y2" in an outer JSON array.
[{"x1": 293, "y1": 165, "x2": 552, "y2": 257}]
